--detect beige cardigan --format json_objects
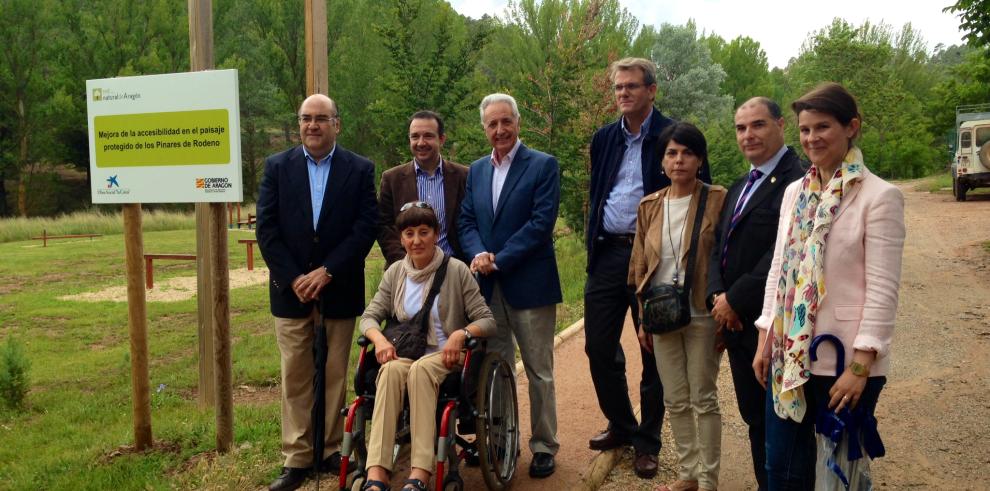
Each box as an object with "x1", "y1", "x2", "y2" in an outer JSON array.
[
  {"x1": 359, "y1": 257, "x2": 496, "y2": 345},
  {"x1": 628, "y1": 181, "x2": 727, "y2": 311}
]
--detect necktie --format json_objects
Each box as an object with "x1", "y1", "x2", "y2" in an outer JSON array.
[{"x1": 721, "y1": 169, "x2": 764, "y2": 270}]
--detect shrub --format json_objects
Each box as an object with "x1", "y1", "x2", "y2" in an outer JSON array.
[{"x1": 0, "y1": 338, "x2": 31, "y2": 411}]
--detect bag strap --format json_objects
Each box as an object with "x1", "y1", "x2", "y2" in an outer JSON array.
[
  {"x1": 415, "y1": 255, "x2": 450, "y2": 332},
  {"x1": 680, "y1": 184, "x2": 709, "y2": 297}
]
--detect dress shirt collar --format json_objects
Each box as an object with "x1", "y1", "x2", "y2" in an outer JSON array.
[
  {"x1": 620, "y1": 110, "x2": 653, "y2": 140},
  {"x1": 750, "y1": 145, "x2": 787, "y2": 174},
  {"x1": 302, "y1": 144, "x2": 336, "y2": 165},
  {"x1": 490, "y1": 139, "x2": 522, "y2": 167},
  {"x1": 414, "y1": 158, "x2": 444, "y2": 177}
]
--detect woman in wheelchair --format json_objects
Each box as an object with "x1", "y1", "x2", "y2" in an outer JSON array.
[{"x1": 357, "y1": 202, "x2": 496, "y2": 491}]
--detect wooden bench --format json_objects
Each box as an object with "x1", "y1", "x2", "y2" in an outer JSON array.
[
  {"x1": 30, "y1": 230, "x2": 102, "y2": 247},
  {"x1": 236, "y1": 213, "x2": 256, "y2": 230},
  {"x1": 144, "y1": 253, "x2": 196, "y2": 289},
  {"x1": 238, "y1": 238, "x2": 258, "y2": 270}
]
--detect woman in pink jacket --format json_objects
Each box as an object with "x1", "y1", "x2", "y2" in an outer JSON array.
[{"x1": 753, "y1": 82, "x2": 905, "y2": 489}]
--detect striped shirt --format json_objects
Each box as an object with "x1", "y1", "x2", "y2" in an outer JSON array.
[{"x1": 414, "y1": 159, "x2": 453, "y2": 255}]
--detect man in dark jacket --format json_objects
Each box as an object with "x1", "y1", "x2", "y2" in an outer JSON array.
[
  {"x1": 707, "y1": 97, "x2": 806, "y2": 490},
  {"x1": 584, "y1": 57, "x2": 711, "y2": 478},
  {"x1": 256, "y1": 94, "x2": 378, "y2": 491}
]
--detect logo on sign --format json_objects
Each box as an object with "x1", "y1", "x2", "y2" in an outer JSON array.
[
  {"x1": 196, "y1": 177, "x2": 232, "y2": 193},
  {"x1": 91, "y1": 88, "x2": 141, "y2": 102},
  {"x1": 97, "y1": 175, "x2": 130, "y2": 196}
]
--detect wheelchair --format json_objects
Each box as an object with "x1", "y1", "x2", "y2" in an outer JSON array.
[{"x1": 338, "y1": 335, "x2": 520, "y2": 490}]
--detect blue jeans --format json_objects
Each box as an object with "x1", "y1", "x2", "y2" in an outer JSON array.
[{"x1": 764, "y1": 374, "x2": 886, "y2": 490}]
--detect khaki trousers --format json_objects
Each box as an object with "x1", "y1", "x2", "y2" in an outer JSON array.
[
  {"x1": 488, "y1": 284, "x2": 559, "y2": 455},
  {"x1": 652, "y1": 315, "x2": 722, "y2": 490},
  {"x1": 275, "y1": 311, "x2": 355, "y2": 468},
  {"x1": 366, "y1": 351, "x2": 460, "y2": 471}
]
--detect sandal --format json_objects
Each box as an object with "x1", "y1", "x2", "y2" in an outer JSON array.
[
  {"x1": 401, "y1": 478, "x2": 429, "y2": 490},
  {"x1": 362, "y1": 479, "x2": 388, "y2": 491}
]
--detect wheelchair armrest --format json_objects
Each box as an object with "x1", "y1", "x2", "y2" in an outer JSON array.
[
  {"x1": 465, "y1": 337, "x2": 480, "y2": 351},
  {"x1": 357, "y1": 335, "x2": 371, "y2": 347}
]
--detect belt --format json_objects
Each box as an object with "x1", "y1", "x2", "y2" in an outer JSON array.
[{"x1": 596, "y1": 233, "x2": 635, "y2": 247}]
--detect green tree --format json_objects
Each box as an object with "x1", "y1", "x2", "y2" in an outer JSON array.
[
  {"x1": 787, "y1": 19, "x2": 941, "y2": 178},
  {"x1": 480, "y1": 0, "x2": 638, "y2": 234},
  {"x1": 0, "y1": 0, "x2": 57, "y2": 216},
  {"x1": 706, "y1": 35, "x2": 771, "y2": 107},
  {"x1": 633, "y1": 21, "x2": 732, "y2": 125},
  {"x1": 945, "y1": 0, "x2": 990, "y2": 48},
  {"x1": 366, "y1": 0, "x2": 490, "y2": 167}
]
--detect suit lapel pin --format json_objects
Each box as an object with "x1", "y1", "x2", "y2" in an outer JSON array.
[{"x1": 771, "y1": 176, "x2": 777, "y2": 183}]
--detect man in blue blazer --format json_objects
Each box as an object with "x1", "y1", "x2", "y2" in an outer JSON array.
[
  {"x1": 459, "y1": 93, "x2": 562, "y2": 478},
  {"x1": 256, "y1": 94, "x2": 378, "y2": 491},
  {"x1": 584, "y1": 58, "x2": 712, "y2": 479}
]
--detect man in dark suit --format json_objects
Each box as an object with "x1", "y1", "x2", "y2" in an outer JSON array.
[
  {"x1": 584, "y1": 57, "x2": 711, "y2": 479},
  {"x1": 377, "y1": 110, "x2": 468, "y2": 267},
  {"x1": 707, "y1": 97, "x2": 806, "y2": 490},
  {"x1": 256, "y1": 94, "x2": 378, "y2": 491},
  {"x1": 459, "y1": 92, "x2": 562, "y2": 478}
]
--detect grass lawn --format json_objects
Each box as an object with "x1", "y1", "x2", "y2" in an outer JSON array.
[{"x1": 0, "y1": 219, "x2": 586, "y2": 490}]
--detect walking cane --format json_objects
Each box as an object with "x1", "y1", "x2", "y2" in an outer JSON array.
[{"x1": 311, "y1": 295, "x2": 329, "y2": 490}]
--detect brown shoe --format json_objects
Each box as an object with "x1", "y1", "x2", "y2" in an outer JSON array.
[
  {"x1": 588, "y1": 429, "x2": 631, "y2": 451},
  {"x1": 634, "y1": 451, "x2": 659, "y2": 478}
]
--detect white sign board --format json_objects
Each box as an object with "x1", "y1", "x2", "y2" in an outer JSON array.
[{"x1": 86, "y1": 70, "x2": 243, "y2": 203}]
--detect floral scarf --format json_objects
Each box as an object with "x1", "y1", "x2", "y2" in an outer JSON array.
[{"x1": 770, "y1": 147, "x2": 865, "y2": 422}]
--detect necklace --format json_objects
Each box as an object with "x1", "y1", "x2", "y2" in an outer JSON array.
[{"x1": 665, "y1": 193, "x2": 688, "y2": 285}]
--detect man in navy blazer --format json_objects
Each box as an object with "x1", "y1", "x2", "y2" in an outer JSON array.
[
  {"x1": 458, "y1": 93, "x2": 562, "y2": 478},
  {"x1": 256, "y1": 94, "x2": 378, "y2": 491},
  {"x1": 706, "y1": 97, "x2": 806, "y2": 490},
  {"x1": 584, "y1": 58, "x2": 712, "y2": 479}
]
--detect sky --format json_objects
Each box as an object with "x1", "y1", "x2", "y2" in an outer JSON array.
[{"x1": 448, "y1": 0, "x2": 967, "y2": 68}]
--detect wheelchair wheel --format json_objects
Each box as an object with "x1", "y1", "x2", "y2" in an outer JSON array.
[{"x1": 474, "y1": 352, "x2": 519, "y2": 490}]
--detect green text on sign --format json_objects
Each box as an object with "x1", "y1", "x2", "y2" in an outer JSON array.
[{"x1": 94, "y1": 109, "x2": 231, "y2": 167}]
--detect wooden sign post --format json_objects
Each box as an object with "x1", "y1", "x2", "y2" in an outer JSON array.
[
  {"x1": 123, "y1": 203, "x2": 152, "y2": 450},
  {"x1": 305, "y1": 0, "x2": 329, "y2": 96},
  {"x1": 188, "y1": 0, "x2": 234, "y2": 453}
]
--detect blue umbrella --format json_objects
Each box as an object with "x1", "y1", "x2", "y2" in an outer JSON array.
[{"x1": 810, "y1": 334, "x2": 885, "y2": 490}]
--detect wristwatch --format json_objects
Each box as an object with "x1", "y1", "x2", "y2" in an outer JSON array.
[
  {"x1": 462, "y1": 328, "x2": 473, "y2": 341},
  {"x1": 323, "y1": 266, "x2": 333, "y2": 280},
  {"x1": 848, "y1": 361, "x2": 870, "y2": 377}
]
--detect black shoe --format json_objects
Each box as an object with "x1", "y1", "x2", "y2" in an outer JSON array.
[
  {"x1": 529, "y1": 452, "x2": 555, "y2": 478},
  {"x1": 317, "y1": 451, "x2": 342, "y2": 474},
  {"x1": 269, "y1": 467, "x2": 308, "y2": 491}
]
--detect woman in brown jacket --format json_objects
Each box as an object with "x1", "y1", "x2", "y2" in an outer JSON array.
[{"x1": 629, "y1": 122, "x2": 727, "y2": 491}]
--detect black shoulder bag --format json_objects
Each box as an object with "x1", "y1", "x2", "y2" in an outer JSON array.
[
  {"x1": 381, "y1": 256, "x2": 450, "y2": 360},
  {"x1": 641, "y1": 185, "x2": 709, "y2": 334}
]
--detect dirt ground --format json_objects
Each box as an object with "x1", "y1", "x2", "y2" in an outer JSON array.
[
  {"x1": 602, "y1": 182, "x2": 990, "y2": 490},
  {"x1": 60, "y1": 267, "x2": 268, "y2": 302}
]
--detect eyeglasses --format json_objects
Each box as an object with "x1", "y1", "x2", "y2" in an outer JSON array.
[
  {"x1": 400, "y1": 201, "x2": 433, "y2": 212},
  {"x1": 612, "y1": 83, "x2": 645, "y2": 92},
  {"x1": 298, "y1": 114, "x2": 338, "y2": 125}
]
